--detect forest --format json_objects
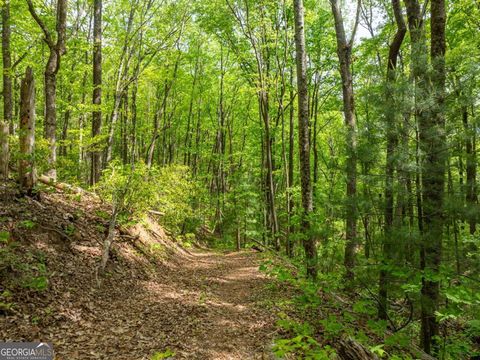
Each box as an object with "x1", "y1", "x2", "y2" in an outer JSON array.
[{"x1": 0, "y1": 0, "x2": 479, "y2": 359}]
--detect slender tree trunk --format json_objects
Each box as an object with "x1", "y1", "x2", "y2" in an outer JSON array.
[
  {"x1": 184, "y1": 55, "x2": 199, "y2": 167},
  {"x1": 294, "y1": 0, "x2": 317, "y2": 279},
  {"x1": 121, "y1": 89, "x2": 129, "y2": 165},
  {"x1": 27, "y1": 0, "x2": 67, "y2": 181},
  {"x1": 261, "y1": 92, "x2": 280, "y2": 249},
  {"x1": 130, "y1": 78, "x2": 139, "y2": 164},
  {"x1": 19, "y1": 67, "x2": 36, "y2": 194},
  {"x1": 330, "y1": 0, "x2": 359, "y2": 283},
  {"x1": 105, "y1": 4, "x2": 135, "y2": 166},
  {"x1": 462, "y1": 108, "x2": 477, "y2": 235},
  {"x1": 99, "y1": 203, "x2": 118, "y2": 275},
  {"x1": 378, "y1": 0, "x2": 406, "y2": 320},
  {"x1": 287, "y1": 70, "x2": 295, "y2": 257},
  {"x1": 0, "y1": 0, "x2": 12, "y2": 179},
  {"x1": 59, "y1": 90, "x2": 72, "y2": 156},
  {"x1": 418, "y1": 0, "x2": 446, "y2": 353},
  {"x1": 91, "y1": 0, "x2": 103, "y2": 185}
]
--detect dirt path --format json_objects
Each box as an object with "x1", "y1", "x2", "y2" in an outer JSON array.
[
  {"x1": 2, "y1": 249, "x2": 279, "y2": 360},
  {"x1": 0, "y1": 182, "x2": 281, "y2": 359}
]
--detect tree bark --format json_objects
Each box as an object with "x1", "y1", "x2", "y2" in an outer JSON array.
[
  {"x1": 462, "y1": 108, "x2": 477, "y2": 235},
  {"x1": 105, "y1": 4, "x2": 135, "y2": 166},
  {"x1": 287, "y1": 69, "x2": 295, "y2": 258},
  {"x1": 91, "y1": 0, "x2": 103, "y2": 185},
  {"x1": 378, "y1": 0, "x2": 406, "y2": 320},
  {"x1": 19, "y1": 67, "x2": 36, "y2": 194},
  {"x1": 330, "y1": 0, "x2": 360, "y2": 283},
  {"x1": 294, "y1": 0, "x2": 317, "y2": 279},
  {"x1": 27, "y1": 0, "x2": 67, "y2": 181},
  {"x1": 0, "y1": 0, "x2": 12, "y2": 179},
  {"x1": 418, "y1": 0, "x2": 446, "y2": 353}
]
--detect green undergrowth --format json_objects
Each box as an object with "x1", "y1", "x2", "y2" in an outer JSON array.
[
  {"x1": 0, "y1": 230, "x2": 50, "y2": 314},
  {"x1": 259, "y1": 254, "x2": 480, "y2": 359}
]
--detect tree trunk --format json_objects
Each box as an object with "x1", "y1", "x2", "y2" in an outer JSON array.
[
  {"x1": 59, "y1": 89, "x2": 72, "y2": 157},
  {"x1": 294, "y1": 0, "x2": 317, "y2": 279},
  {"x1": 184, "y1": 55, "x2": 199, "y2": 167},
  {"x1": 287, "y1": 69, "x2": 295, "y2": 257},
  {"x1": 27, "y1": 0, "x2": 67, "y2": 181},
  {"x1": 462, "y1": 108, "x2": 477, "y2": 235},
  {"x1": 19, "y1": 67, "x2": 36, "y2": 194},
  {"x1": 378, "y1": 0, "x2": 406, "y2": 320},
  {"x1": 104, "y1": 4, "x2": 135, "y2": 166},
  {"x1": 44, "y1": 51, "x2": 58, "y2": 179},
  {"x1": 418, "y1": 0, "x2": 446, "y2": 353},
  {"x1": 0, "y1": 0, "x2": 12, "y2": 179},
  {"x1": 99, "y1": 203, "x2": 118, "y2": 275},
  {"x1": 330, "y1": 0, "x2": 359, "y2": 283},
  {"x1": 91, "y1": 0, "x2": 102, "y2": 185}
]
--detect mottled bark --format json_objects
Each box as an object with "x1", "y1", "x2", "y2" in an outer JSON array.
[
  {"x1": 330, "y1": 0, "x2": 360, "y2": 283},
  {"x1": 462, "y1": 109, "x2": 477, "y2": 235},
  {"x1": 91, "y1": 0, "x2": 103, "y2": 185},
  {"x1": 379, "y1": 0, "x2": 406, "y2": 320},
  {"x1": 294, "y1": 0, "x2": 317, "y2": 279},
  {"x1": 1, "y1": 0, "x2": 12, "y2": 178},
  {"x1": 287, "y1": 70, "x2": 295, "y2": 258},
  {"x1": 19, "y1": 68, "x2": 36, "y2": 194},
  {"x1": 418, "y1": 0, "x2": 446, "y2": 353},
  {"x1": 27, "y1": 0, "x2": 67, "y2": 180}
]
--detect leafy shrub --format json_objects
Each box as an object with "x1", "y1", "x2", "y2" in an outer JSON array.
[
  {"x1": 95, "y1": 161, "x2": 156, "y2": 224},
  {"x1": 150, "y1": 165, "x2": 204, "y2": 234}
]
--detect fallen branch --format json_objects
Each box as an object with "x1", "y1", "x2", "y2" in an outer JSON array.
[
  {"x1": 37, "y1": 174, "x2": 95, "y2": 197},
  {"x1": 251, "y1": 238, "x2": 277, "y2": 252},
  {"x1": 336, "y1": 337, "x2": 379, "y2": 360}
]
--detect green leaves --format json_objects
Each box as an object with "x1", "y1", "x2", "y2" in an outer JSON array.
[{"x1": 151, "y1": 349, "x2": 175, "y2": 360}]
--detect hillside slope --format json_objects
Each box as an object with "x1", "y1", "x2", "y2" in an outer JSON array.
[{"x1": 0, "y1": 180, "x2": 279, "y2": 359}]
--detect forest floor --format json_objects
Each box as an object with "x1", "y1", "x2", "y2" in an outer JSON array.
[{"x1": 0, "y1": 180, "x2": 283, "y2": 359}]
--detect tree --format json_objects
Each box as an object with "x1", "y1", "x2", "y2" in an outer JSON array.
[
  {"x1": 19, "y1": 67, "x2": 36, "y2": 194},
  {"x1": 294, "y1": 0, "x2": 317, "y2": 279},
  {"x1": 418, "y1": 0, "x2": 446, "y2": 353},
  {"x1": 378, "y1": 0, "x2": 407, "y2": 320},
  {"x1": 329, "y1": 0, "x2": 361, "y2": 283},
  {"x1": 27, "y1": 0, "x2": 68, "y2": 180},
  {"x1": 0, "y1": 0, "x2": 12, "y2": 179},
  {"x1": 91, "y1": 0, "x2": 103, "y2": 185}
]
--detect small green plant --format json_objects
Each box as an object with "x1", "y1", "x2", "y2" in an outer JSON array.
[
  {"x1": 19, "y1": 220, "x2": 36, "y2": 229},
  {"x1": 319, "y1": 315, "x2": 344, "y2": 339},
  {"x1": 21, "y1": 262, "x2": 48, "y2": 291},
  {"x1": 0, "y1": 290, "x2": 14, "y2": 313},
  {"x1": 95, "y1": 210, "x2": 110, "y2": 220},
  {"x1": 0, "y1": 231, "x2": 10, "y2": 243},
  {"x1": 64, "y1": 224, "x2": 76, "y2": 236},
  {"x1": 151, "y1": 349, "x2": 175, "y2": 359}
]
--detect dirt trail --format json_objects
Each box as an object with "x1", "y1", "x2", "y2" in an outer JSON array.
[
  {"x1": 1, "y1": 183, "x2": 280, "y2": 359},
  {"x1": 3, "y1": 249, "x2": 279, "y2": 360}
]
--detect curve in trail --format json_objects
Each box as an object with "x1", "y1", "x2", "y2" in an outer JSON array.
[{"x1": 57, "y1": 251, "x2": 278, "y2": 359}]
